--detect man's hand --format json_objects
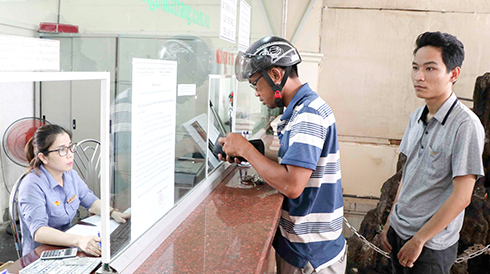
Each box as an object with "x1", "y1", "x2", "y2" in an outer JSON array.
[
  {"x1": 217, "y1": 133, "x2": 253, "y2": 163},
  {"x1": 397, "y1": 237, "x2": 424, "y2": 268},
  {"x1": 78, "y1": 235, "x2": 101, "y2": 257},
  {"x1": 380, "y1": 225, "x2": 392, "y2": 253}
]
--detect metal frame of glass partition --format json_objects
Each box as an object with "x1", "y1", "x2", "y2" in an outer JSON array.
[{"x1": 0, "y1": 71, "x2": 112, "y2": 270}]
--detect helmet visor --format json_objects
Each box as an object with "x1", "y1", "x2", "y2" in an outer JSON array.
[{"x1": 235, "y1": 52, "x2": 272, "y2": 82}]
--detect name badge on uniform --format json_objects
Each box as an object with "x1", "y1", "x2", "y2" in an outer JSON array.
[{"x1": 67, "y1": 195, "x2": 77, "y2": 204}]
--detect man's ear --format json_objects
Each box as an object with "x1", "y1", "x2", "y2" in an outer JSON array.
[
  {"x1": 269, "y1": 67, "x2": 284, "y2": 84},
  {"x1": 450, "y1": 67, "x2": 461, "y2": 83}
]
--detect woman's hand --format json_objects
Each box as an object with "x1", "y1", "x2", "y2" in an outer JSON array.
[
  {"x1": 112, "y1": 211, "x2": 131, "y2": 223},
  {"x1": 78, "y1": 235, "x2": 101, "y2": 257}
]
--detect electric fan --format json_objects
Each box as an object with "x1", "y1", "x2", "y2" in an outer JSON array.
[{"x1": 2, "y1": 117, "x2": 49, "y2": 167}]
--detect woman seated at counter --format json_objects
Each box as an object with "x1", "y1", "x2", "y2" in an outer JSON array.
[{"x1": 18, "y1": 124, "x2": 130, "y2": 257}]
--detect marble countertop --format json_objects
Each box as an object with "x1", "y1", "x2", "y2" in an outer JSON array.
[{"x1": 134, "y1": 166, "x2": 284, "y2": 274}]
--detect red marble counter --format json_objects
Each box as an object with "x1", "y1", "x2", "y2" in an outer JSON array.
[{"x1": 134, "y1": 166, "x2": 284, "y2": 274}]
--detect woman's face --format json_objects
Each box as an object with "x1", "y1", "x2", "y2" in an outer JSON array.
[{"x1": 41, "y1": 132, "x2": 74, "y2": 175}]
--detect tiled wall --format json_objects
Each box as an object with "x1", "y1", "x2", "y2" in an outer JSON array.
[{"x1": 0, "y1": 82, "x2": 34, "y2": 224}]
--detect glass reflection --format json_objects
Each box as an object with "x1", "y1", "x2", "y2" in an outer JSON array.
[
  {"x1": 207, "y1": 75, "x2": 235, "y2": 172},
  {"x1": 162, "y1": 36, "x2": 213, "y2": 200}
]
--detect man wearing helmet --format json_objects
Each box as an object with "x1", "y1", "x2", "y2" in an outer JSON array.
[{"x1": 219, "y1": 36, "x2": 346, "y2": 274}]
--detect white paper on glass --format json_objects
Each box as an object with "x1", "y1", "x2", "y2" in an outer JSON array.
[
  {"x1": 0, "y1": 34, "x2": 60, "y2": 72},
  {"x1": 238, "y1": 0, "x2": 251, "y2": 49},
  {"x1": 219, "y1": 0, "x2": 237, "y2": 43},
  {"x1": 178, "y1": 84, "x2": 196, "y2": 96},
  {"x1": 131, "y1": 58, "x2": 177, "y2": 239}
]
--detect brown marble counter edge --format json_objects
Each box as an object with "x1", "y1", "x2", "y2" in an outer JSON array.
[{"x1": 255, "y1": 196, "x2": 282, "y2": 274}]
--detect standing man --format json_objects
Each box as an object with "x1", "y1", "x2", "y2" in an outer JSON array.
[
  {"x1": 380, "y1": 31, "x2": 484, "y2": 274},
  {"x1": 220, "y1": 36, "x2": 346, "y2": 274}
]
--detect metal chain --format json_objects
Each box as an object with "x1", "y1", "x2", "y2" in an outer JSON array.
[
  {"x1": 343, "y1": 217, "x2": 490, "y2": 264},
  {"x1": 454, "y1": 243, "x2": 490, "y2": 264},
  {"x1": 343, "y1": 217, "x2": 391, "y2": 259}
]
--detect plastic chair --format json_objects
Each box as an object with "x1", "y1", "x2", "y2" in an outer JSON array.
[
  {"x1": 73, "y1": 139, "x2": 101, "y2": 197},
  {"x1": 73, "y1": 139, "x2": 101, "y2": 222},
  {"x1": 9, "y1": 173, "x2": 27, "y2": 259}
]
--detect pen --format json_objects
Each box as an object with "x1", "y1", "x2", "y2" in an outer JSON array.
[{"x1": 97, "y1": 231, "x2": 101, "y2": 248}]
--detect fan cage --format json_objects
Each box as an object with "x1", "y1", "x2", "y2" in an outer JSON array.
[{"x1": 2, "y1": 117, "x2": 49, "y2": 167}]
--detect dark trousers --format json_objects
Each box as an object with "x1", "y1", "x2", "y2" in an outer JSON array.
[{"x1": 387, "y1": 227, "x2": 458, "y2": 274}]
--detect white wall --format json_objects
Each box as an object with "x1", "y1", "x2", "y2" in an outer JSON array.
[
  {"x1": 339, "y1": 140, "x2": 399, "y2": 197},
  {"x1": 317, "y1": 2, "x2": 490, "y2": 197},
  {"x1": 0, "y1": 83, "x2": 34, "y2": 223},
  {"x1": 0, "y1": 1, "x2": 58, "y2": 224},
  {"x1": 0, "y1": 0, "x2": 58, "y2": 34},
  {"x1": 320, "y1": 7, "x2": 490, "y2": 139}
]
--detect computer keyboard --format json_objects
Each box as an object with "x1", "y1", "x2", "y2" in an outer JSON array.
[
  {"x1": 110, "y1": 219, "x2": 131, "y2": 256},
  {"x1": 19, "y1": 257, "x2": 100, "y2": 274}
]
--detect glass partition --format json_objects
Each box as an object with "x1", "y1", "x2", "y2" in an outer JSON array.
[
  {"x1": 0, "y1": 71, "x2": 112, "y2": 266},
  {"x1": 0, "y1": 0, "x2": 278, "y2": 270},
  {"x1": 207, "y1": 75, "x2": 236, "y2": 172}
]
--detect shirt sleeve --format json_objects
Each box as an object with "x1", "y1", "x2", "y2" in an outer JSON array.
[
  {"x1": 451, "y1": 119, "x2": 485, "y2": 179},
  {"x1": 280, "y1": 109, "x2": 329, "y2": 170},
  {"x1": 72, "y1": 170, "x2": 99, "y2": 209},
  {"x1": 18, "y1": 177, "x2": 49, "y2": 239}
]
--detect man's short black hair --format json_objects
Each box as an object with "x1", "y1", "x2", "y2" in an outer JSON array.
[
  {"x1": 414, "y1": 31, "x2": 465, "y2": 73},
  {"x1": 291, "y1": 64, "x2": 298, "y2": 77}
]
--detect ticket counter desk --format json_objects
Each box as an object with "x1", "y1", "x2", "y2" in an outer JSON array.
[{"x1": 7, "y1": 165, "x2": 284, "y2": 274}]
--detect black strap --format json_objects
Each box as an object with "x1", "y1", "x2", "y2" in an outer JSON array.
[{"x1": 260, "y1": 66, "x2": 292, "y2": 108}]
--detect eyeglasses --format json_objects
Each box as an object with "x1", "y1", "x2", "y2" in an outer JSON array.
[
  {"x1": 249, "y1": 75, "x2": 263, "y2": 90},
  {"x1": 45, "y1": 143, "x2": 77, "y2": 157}
]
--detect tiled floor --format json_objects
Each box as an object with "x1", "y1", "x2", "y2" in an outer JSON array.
[{"x1": 0, "y1": 222, "x2": 18, "y2": 263}]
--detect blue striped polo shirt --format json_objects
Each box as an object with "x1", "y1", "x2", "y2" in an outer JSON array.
[{"x1": 272, "y1": 83, "x2": 346, "y2": 270}]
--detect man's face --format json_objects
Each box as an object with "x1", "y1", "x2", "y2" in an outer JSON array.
[
  {"x1": 411, "y1": 46, "x2": 455, "y2": 100},
  {"x1": 249, "y1": 72, "x2": 277, "y2": 109}
]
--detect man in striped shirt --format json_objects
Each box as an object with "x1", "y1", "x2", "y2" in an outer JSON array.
[{"x1": 220, "y1": 36, "x2": 346, "y2": 274}]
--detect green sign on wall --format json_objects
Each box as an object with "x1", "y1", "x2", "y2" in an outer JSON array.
[{"x1": 140, "y1": 0, "x2": 210, "y2": 29}]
